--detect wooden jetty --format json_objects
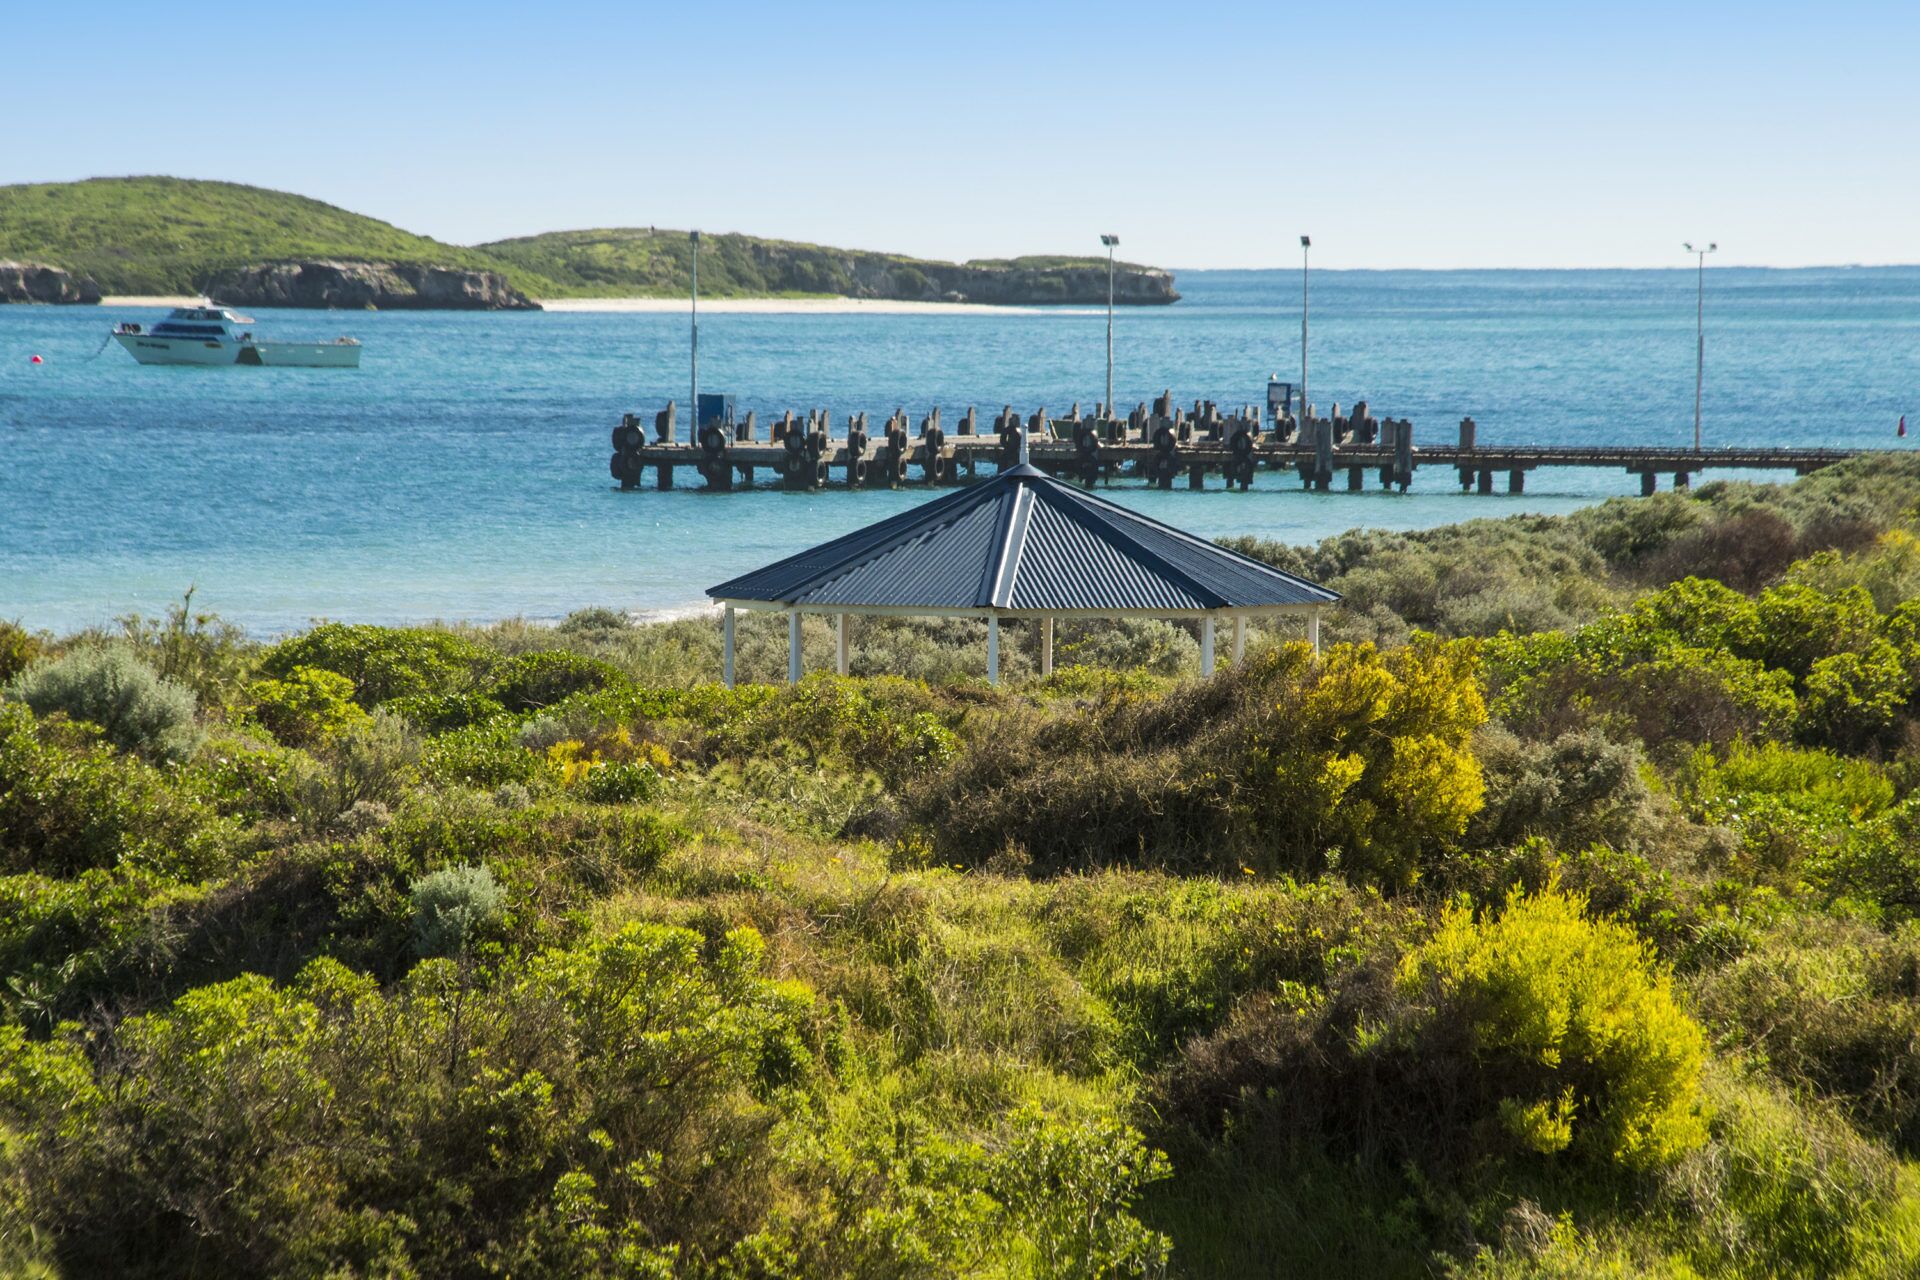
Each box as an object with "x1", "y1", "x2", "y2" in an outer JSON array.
[{"x1": 608, "y1": 395, "x2": 1871, "y2": 496}]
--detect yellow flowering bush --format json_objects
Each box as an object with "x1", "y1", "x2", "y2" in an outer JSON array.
[{"x1": 1399, "y1": 882, "x2": 1709, "y2": 1170}]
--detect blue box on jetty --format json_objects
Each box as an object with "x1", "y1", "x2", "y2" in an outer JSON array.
[{"x1": 698, "y1": 393, "x2": 736, "y2": 429}]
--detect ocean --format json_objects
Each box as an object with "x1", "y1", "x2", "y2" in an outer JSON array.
[{"x1": 2, "y1": 267, "x2": 1916, "y2": 634}]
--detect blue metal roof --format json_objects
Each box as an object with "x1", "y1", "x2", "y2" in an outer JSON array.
[{"x1": 708, "y1": 465, "x2": 1340, "y2": 613}]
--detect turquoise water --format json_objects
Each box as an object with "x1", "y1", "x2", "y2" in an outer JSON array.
[{"x1": 2, "y1": 268, "x2": 1916, "y2": 633}]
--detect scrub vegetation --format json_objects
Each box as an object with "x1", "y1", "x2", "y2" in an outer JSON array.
[{"x1": 4, "y1": 455, "x2": 1920, "y2": 1277}]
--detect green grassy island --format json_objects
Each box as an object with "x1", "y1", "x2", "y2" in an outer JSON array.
[
  {"x1": 6, "y1": 457, "x2": 1920, "y2": 1276},
  {"x1": 0, "y1": 177, "x2": 1178, "y2": 306}
]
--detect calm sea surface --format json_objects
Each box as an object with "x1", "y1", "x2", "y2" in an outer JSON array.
[{"x1": 2, "y1": 268, "x2": 1916, "y2": 633}]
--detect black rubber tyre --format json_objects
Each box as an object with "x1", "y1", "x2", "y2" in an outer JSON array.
[
  {"x1": 851, "y1": 459, "x2": 869, "y2": 486},
  {"x1": 610, "y1": 451, "x2": 625, "y2": 478}
]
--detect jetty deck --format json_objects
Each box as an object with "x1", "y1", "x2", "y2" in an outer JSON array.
[{"x1": 608, "y1": 398, "x2": 1874, "y2": 496}]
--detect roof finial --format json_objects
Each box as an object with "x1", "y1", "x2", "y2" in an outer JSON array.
[{"x1": 1018, "y1": 425, "x2": 1029, "y2": 467}]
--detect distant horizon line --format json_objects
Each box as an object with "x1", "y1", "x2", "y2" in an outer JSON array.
[{"x1": 1167, "y1": 261, "x2": 1920, "y2": 274}]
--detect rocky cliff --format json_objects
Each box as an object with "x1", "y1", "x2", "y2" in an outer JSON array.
[
  {"x1": 0, "y1": 261, "x2": 101, "y2": 304},
  {"x1": 202, "y1": 260, "x2": 541, "y2": 311}
]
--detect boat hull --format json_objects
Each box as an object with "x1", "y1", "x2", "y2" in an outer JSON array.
[
  {"x1": 115, "y1": 333, "x2": 240, "y2": 365},
  {"x1": 247, "y1": 342, "x2": 362, "y2": 368},
  {"x1": 114, "y1": 333, "x2": 361, "y2": 368}
]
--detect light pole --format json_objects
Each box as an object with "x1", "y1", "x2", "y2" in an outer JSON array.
[
  {"x1": 689, "y1": 230, "x2": 700, "y2": 443},
  {"x1": 1684, "y1": 240, "x2": 1716, "y2": 452},
  {"x1": 1100, "y1": 234, "x2": 1119, "y2": 415},
  {"x1": 1300, "y1": 235, "x2": 1311, "y2": 428}
]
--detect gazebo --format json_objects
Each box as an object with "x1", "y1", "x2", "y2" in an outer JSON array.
[{"x1": 706, "y1": 450, "x2": 1340, "y2": 687}]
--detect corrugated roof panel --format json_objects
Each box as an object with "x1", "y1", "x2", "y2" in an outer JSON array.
[
  {"x1": 707, "y1": 463, "x2": 1341, "y2": 612},
  {"x1": 797, "y1": 490, "x2": 1010, "y2": 608},
  {"x1": 1006, "y1": 496, "x2": 1211, "y2": 610}
]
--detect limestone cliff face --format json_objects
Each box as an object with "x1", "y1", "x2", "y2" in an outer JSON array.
[
  {"x1": 203, "y1": 260, "x2": 541, "y2": 311},
  {"x1": 0, "y1": 261, "x2": 102, "y2": 304}
]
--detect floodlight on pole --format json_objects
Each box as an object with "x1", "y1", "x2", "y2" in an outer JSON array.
[
  {"x1": 1100, "y1": 234, "x2": 1119, "y2": 416},
  {"x1": 1684, "y1": 241, "x2": 1717, "y2": 452}
]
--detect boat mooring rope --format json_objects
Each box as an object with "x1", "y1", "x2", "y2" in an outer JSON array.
[{"x1": 80, "y1": 333, "x2": 115, "y2": 361}]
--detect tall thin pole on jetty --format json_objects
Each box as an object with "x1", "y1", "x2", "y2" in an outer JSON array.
[
  {"x1": 1685, "y1": 241, "x2": 1716, "y2": 451},
  {"x1": 690, "y1": 230, "x2": 701, "y2": 443},
  {"x1": 1300, "y1": 236, "x2": 1311, "y2": 426},
  {"x1": 1100, "y1": 234, "x2": 1119, "y2": 414}
]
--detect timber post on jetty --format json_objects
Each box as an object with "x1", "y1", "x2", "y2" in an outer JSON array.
[{"x1": 607, "y1": 392, "x2": 1872, "y2": 496}]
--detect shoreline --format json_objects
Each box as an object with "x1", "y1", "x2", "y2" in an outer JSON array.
[{"x1": 96, "y1": 294, "x2": 1100, "y2": 316}]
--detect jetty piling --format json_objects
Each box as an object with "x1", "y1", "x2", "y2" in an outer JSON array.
[{"x1": 605, "y1": 397, "x2": 1878, "y2": 496}]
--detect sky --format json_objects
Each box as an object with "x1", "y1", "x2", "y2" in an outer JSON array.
[{"x1": 5, "y1": 0, "x2": 1916, "y2": 270}]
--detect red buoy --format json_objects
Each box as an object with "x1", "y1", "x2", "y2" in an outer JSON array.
[{"x1": 29, "y1": 354, "x2": 43, "y2": 364}]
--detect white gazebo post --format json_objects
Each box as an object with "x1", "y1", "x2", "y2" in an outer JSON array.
[
  {"x1": 1200, "y1": 615, "x2": 1216, "y2": 676},
  {"x1": 788, "y1": 611, "x2": 803, "y2": 684},
  {"x1": 835, "y1": 613, "x2": 850, "y2": 676},
  {"x1": 1041, "y1": 616, "x2": 1055, "y2": 677},
  {"x1": 1309, "y1": 608, "x2": 1321, "y2": 658},
  {"x1": 1232, "y1": 615, "x2": 1246, "y2": 664},
  {"x1": 722, "y1": 604, "x2": 736, "y2": 689},
  {"x1": 986, "y1": 615, "x2": 1000, "y2": 685}
]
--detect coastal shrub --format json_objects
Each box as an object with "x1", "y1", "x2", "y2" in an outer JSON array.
[
  {"x1": 1484, "y1": 623, "x2": 1797, "y2": 747},
  {"x1": 1668, "y1": 1068, "x2": 1911, "y2": 1278},
  {"x1": 1632, "y1": 507, "x2": 1802, "y2": 591},
  {"x1": 1400, "y1": 883, "x2": 1708, "y2": 1170},
  {"x1": 912, "y1": 638, "x2": 1484, "y2": 885},
  {"x1": 1798, "y1": 645, "x2": 1910, "y2": 750},
  {"x1": 486, "y1": 650, "x2": 630, "y2": 713},
  {"x1": 0, "y1": 622, "x2": 41, "y2": 683},
  {"x1": 113, "y1": 591, "x2": 254, "y2": 707},
  {"x1": 421, "y1": 717, "x2": 547, "y2": 789},
  {"x1": 0, "y1": 867, "x2": 178, "y2": 1030},
  {"x1": 1467, "y1": 727, "x2": 1658, "y2": 853},
  {"x1": 1785, "y1": 530, "x2": 1920, "y2": 614},
  {"x1": 7, "y1": 646, "x2": 202, "y2": 763},
  {"x1": 186, "y1": 731, "x2": 315, "y2": 823},
  {"x1": 988, "y1": 1103, "x2": 1172, "y2": 1278},
  {"x1": 292, "y1": 711, "x2": 420, "y2": 832},
  {"x1": 0, "y1": 702, "x2": 233, "y2": 880},
  {"x1": 1152, "y1": 887, "x2": 1707, "y2": 1189},
  {"x1": 408, "y1": 862, "x2": 505, "y2": 957},
  {"x1": 704, "y1": 674, "x2": 960, "y2": 783},
  {"x1": 381, "y1": 689, "x2": 507, "y2": 733},
  {"x1": 257, "y1": 622, "x2": 495, "y2": 707},
  {"x1": 0, "y1": 925, "x2": 817, "y2": 1277},
  {"x1": 245, "y1": 665, "x2": 367, "y2": 746},
  {"x1": 1688, "y1": 914, "x2": 1920, "y2": 1151}
]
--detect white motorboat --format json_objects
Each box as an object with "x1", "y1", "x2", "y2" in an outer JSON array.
[{"x1": 112, "y1": 306, "x2": 361, "y2": 367}]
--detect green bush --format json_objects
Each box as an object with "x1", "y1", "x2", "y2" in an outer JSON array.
[
  {"x1": 7, "y1": 646, "x2": 202, "y2": 763},
  {"x1": 408, "y1": 862, "x2": 505, "y2": 957},
  {"x1": 487, "y1": 650, "x2": 630, "y2": 713},
  {"x1": 381, "y1": 689, "x2": 507, "y2": 733},
  {"x1": 1468, "y1": 727, "x2": 1658, "y2": 853},
  {"x1": 0, "y1": 622, "x2": 42, "y2": 683},
  {"x1": 245, "y1": 664, "x2": 367, "y2": 746},
  {"x1": 913, "y1": 638, "x2": 1484, "y2": 886},
  {"x1": 257, "y1": 622, "x2": 494, "y2": 707},
  {"x1": 0, "y1": 925, "x2": 817, "y2": 1276},
  {"x1": 0, "y1": 702, "x2": 233, "y2": 880}
]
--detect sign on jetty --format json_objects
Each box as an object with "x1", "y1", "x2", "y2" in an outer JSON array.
[{"x1": 608, "y1": 393, "x2": 1869, "y2": 496}]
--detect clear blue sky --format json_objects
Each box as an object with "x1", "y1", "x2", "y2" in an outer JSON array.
[{"x1": 6, "y1": 1, "x2": 1914, "y2": 269}]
